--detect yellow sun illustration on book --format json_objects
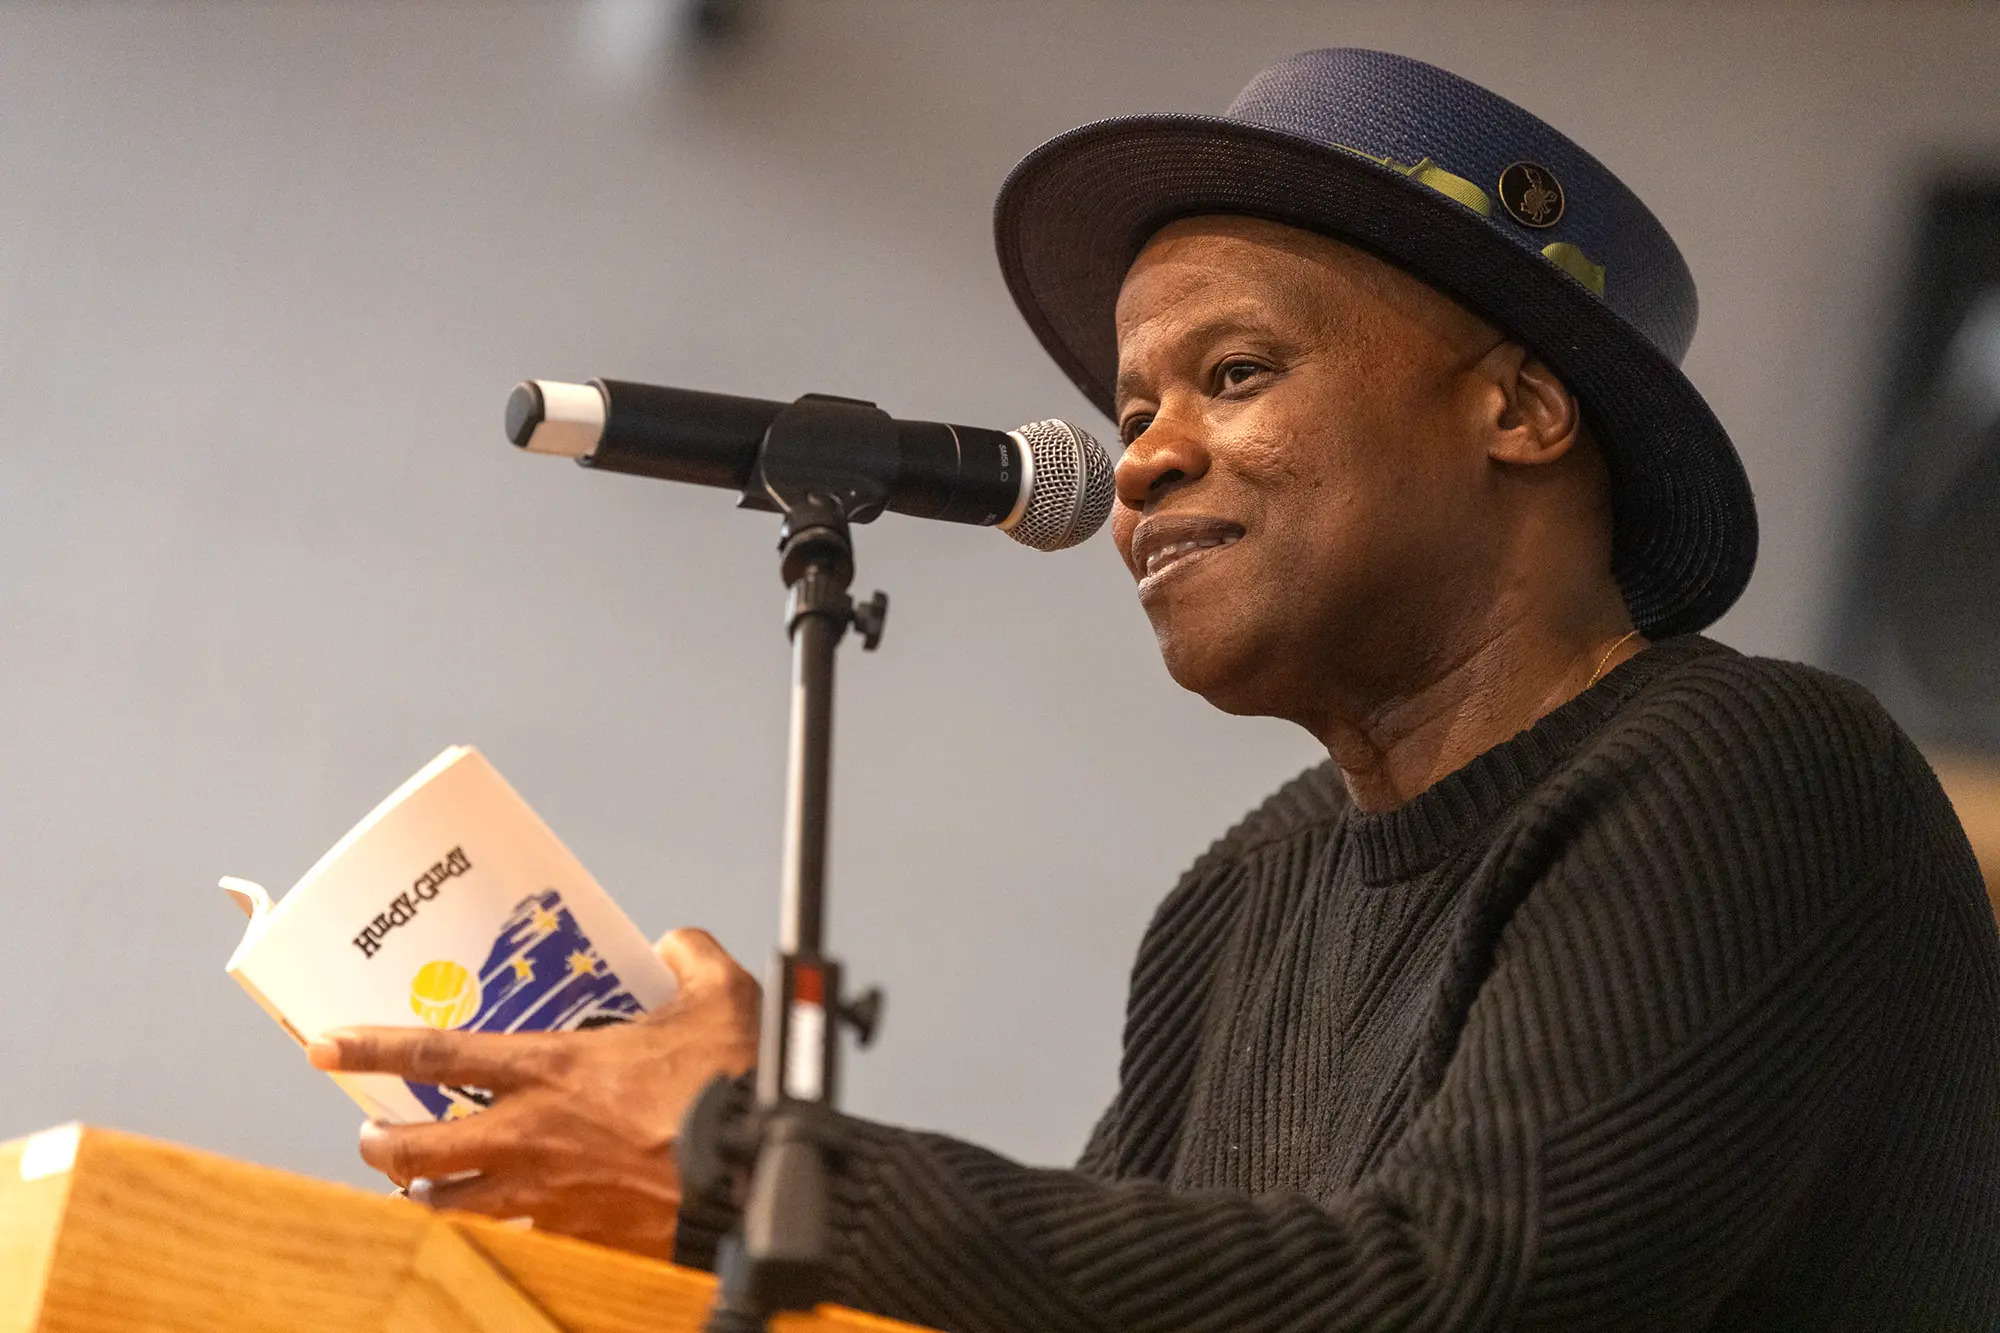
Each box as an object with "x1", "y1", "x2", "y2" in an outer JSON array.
[{"x1": 409, "y1": 959, "x2": 483, "y2": 1030}]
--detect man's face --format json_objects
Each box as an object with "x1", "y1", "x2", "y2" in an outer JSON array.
[{"x1": 1110, "y1": 216, "x2": 1511, "y2": 718}]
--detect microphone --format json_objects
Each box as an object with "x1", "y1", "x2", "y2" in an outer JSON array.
[{"x1": 506, "y1": 379, "x2": 1114, "y2": 552}]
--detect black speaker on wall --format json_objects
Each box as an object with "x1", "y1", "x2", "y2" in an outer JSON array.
[{"x1": 1833, "y1": 179, "x2": 2000, "y2": 755}]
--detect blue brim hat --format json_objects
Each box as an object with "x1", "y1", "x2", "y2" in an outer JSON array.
[{"x1": 994, "y1": 48, "x2": 1755, "y2": 638}]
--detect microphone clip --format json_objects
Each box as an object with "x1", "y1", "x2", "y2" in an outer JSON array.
[{"x1": 743, "y1": 393, "x2": 897, "y2": 525}]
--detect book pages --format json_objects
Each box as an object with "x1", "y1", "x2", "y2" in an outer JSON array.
[{"x1": 224, "y1": 746, "x2": 677, "y2": 1123}]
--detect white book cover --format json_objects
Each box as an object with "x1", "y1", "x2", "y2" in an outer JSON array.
[{"x1": 222, "y1": 745, "x2": 676, "y2": 1124}]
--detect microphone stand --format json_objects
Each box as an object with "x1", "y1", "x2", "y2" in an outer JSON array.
[{"x1": 687, "y1": 395, "x2": 892, "y2": 1333}]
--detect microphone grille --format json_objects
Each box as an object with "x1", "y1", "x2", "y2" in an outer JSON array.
[{"x1": 1004, "y1": 419, "x2": 1114, "y2": 552}]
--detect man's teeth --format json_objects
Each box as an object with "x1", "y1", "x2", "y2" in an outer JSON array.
[{"x1": 1144, "y1": 532, "x2": 1239, "y2": 576}]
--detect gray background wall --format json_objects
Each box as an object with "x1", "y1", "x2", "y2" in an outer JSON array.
[{"x1": 2, "y1": 1, "x2": 1995, "y2": 1188}]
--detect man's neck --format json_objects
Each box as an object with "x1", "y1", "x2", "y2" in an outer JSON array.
[{"x1": 1315, "y1": 607, "x2": 1642, "y2": 813}]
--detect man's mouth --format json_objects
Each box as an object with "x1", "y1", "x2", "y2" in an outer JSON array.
[
  {"x1": 1145, "y1": 532, "x2": 1240, "y2": 576},
  {"x1": 1132, "y1": 516, "x2": 1247, "y2": 586}
]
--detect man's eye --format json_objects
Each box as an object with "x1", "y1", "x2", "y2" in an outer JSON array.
[
  {"x1": 1219, "y1": 360, "x2": 1265, "y2": 389},
  {"x1": 1120, "y1": 414, "x2": 1153, "y2": 446}
]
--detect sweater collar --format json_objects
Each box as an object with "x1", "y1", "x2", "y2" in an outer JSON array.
[{"x1": 1344, "y1": 635, "x2": 1725, "y2": 884}]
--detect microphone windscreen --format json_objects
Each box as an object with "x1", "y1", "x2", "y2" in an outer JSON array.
[{"x1": 1003, "y1": 420, "x2": 1113, "y2": 551}]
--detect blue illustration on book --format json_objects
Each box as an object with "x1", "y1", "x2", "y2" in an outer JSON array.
[{"x1": 406, "y1": 887, "x2": 646, "y2": 1120}]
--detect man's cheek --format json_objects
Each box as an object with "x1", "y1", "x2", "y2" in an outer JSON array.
[{"x1": 1110, "y1": 509, "x2": 1142, "y2": 576}]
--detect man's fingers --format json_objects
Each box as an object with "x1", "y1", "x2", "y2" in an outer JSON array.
[
  {"x1": 654, "y1": 927, "x2": 741, "y2": 994},
  {"x1": 409, "y1": 1166, "x2": 536, "y2": 1221},
  {"x1": 359, "y1": 1112, "x2": 522, "y2": 1187},
  {"x1": 415, "y1": 1167, "x2": 684, "y2": 1247},
  {"x1": 307, "y1": 1026, "x2": 565, "y2": 1091}
]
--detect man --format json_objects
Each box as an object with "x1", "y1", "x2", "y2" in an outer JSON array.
[{"x1": 311, "y1": 49, "x2": 2000, "y2": 1329}]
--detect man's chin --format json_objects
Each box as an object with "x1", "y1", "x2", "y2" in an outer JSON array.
[{"x1": 1152, "y1": 621, "x2": 1283, "y2": 718}]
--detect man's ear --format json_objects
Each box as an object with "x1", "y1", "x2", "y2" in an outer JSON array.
[{"x1": 1479, "y1": 342, "x2": 1582, "y2": 467}]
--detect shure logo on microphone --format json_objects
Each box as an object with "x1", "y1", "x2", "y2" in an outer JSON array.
[{"x1": 351, "y1": 846, "x2": 472, "y2": 960}]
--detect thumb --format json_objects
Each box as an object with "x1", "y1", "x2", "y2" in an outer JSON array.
[{"x1": 654, "y1": 927, "x2": 741, "y2": 993}]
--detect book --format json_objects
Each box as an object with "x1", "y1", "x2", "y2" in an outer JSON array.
[{"x1": 222, "y1": 745, "x2": 677, "y2": 1124}]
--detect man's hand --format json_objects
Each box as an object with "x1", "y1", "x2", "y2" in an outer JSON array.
[{"x1": 305, "y1": 928, "x2": 758, "y2": 1259}]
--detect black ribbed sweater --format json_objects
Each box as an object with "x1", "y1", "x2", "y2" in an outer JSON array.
[{"x1": 681, "y1": 636, "x2": 2000, "y2": 1330}]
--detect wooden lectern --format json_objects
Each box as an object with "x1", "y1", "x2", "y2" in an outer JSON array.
[{"x1": 0, "y1": 1125, "x2": 927, "y2": 1333}]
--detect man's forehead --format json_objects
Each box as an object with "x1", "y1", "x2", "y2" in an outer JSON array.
[
  {"x1": 1114, "y1": 220, "x2": 1378, "y2": 333},
  {"x1": 1125, "y1": 217, "x2": 1322, "y2": 284},
  {"x1": 1112, "y1": 228, "x2": 1348, "y2": 377},
  {"x1": 1139, "y1": 213, "x2": 1343, "y2": 258},
  {"x1": 1114, "y1": 215, "x2": 1499, "y2": 372},
  {"x1": 1118, "y1": 246, "x2": 1321, "y2": 333},
  {"x1": 1114, "y1": 307, "x2": 1289, "y2": 374}
]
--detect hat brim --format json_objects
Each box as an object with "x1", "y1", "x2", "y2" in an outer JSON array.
[{"x1": 994, "y1": 114, "x2": 1756, "y2": 638}]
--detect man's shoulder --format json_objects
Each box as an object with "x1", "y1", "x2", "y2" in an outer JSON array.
[
  {"x1": 1621, "y1": 635, "x2": 1887, "y2": 721},
  {"x1": 1600, "y1": 637, "x2": 1908, "y2": 799},
  {"x1": 1554, "y1": 636, "x2": 1979, "y2": 908}
]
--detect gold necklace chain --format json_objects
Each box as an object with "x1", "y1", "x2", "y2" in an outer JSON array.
[{"x1": 1587, "y1": 629, "x2": 1641, "y2": 689}]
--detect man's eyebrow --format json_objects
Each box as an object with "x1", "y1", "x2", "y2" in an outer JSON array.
[
  {"x1": 1112, "y1": 365, "x2": 1149, "y2": 414},
  {"x1": 1112, "y1": 315, "x2": 1277, "y2": 411}
]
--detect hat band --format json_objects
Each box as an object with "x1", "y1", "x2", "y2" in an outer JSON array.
[
  {"x1": 1333, "y1": 143, "x2": 1490, "y2": 215},
  {"x1": 1540, "y1": 242, "x2": 1606, "y2": 296},
  {"x1": 1330, "y1": 142, "x2": 1606, "y2": 298}
]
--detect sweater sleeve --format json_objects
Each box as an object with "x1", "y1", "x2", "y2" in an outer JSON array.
[{"x1": 794, "y1": 669, "x2": 1998, "y2": 1332}]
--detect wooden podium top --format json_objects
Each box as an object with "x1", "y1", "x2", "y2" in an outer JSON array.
[{"x1": 0, "y1": 1124, "x2": 927, "y2": 1333}]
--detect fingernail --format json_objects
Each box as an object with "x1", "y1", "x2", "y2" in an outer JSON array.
[
  {"x1": 304, "y1": 1034, "x2": 346, "y2": 1069},
  {"x1": 408, "y1": 1176, "x2": 435, "y2": 1206}
]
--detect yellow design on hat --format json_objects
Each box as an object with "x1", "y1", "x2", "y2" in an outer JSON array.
[
  {"x1": 1400, "y1": 157, "x2": 1492, "y2": 217},
  {"x1": 1334, "y1": 145, "x2": 1492, "y2": 217},
  {"x1": 1541, "y1": 242, "x2": 1607, "y2": 297}
]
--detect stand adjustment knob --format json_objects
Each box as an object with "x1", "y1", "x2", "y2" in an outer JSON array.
[
  {"x1": 839, "y1": 986, "x2": 885, "y2": 1047},
  {"x1": 851, "y1": 591, "x2": 889, "y2": 650}
]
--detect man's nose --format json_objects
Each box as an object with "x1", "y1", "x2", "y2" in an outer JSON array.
[{"x1": 1113, "y1": 402, "x2": 1211, "y2": 509}]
